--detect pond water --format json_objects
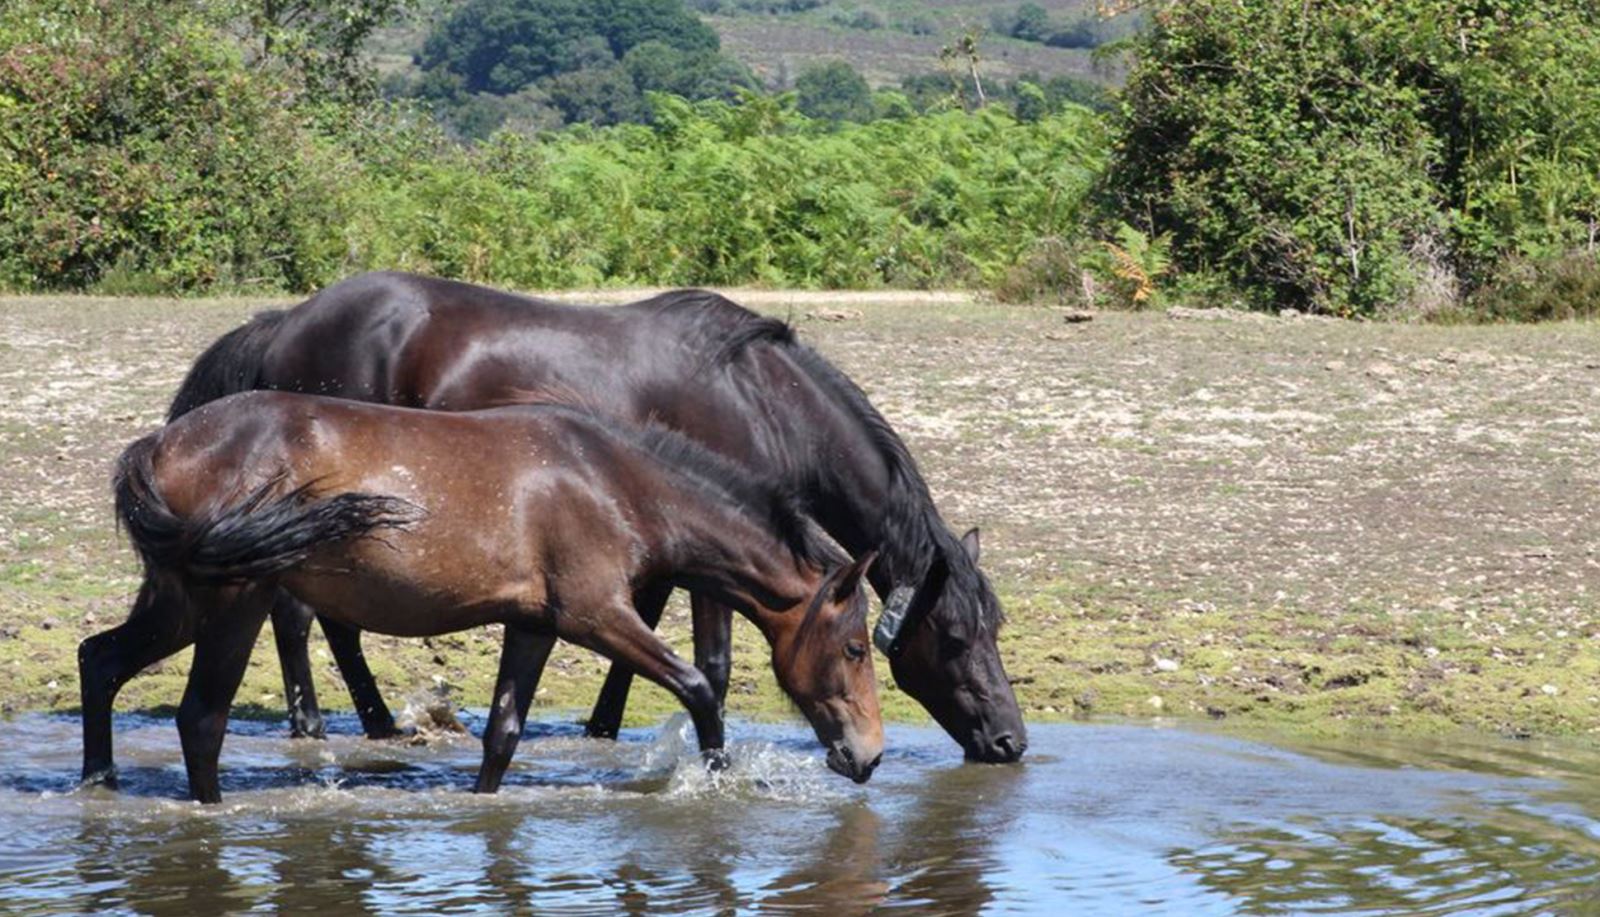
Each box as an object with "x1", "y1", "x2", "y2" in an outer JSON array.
[{"x1": 1, "y1": 712, "x2": 1597, "y2": 914}]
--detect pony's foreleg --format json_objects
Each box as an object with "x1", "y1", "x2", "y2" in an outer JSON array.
[
  {"x1": 78, "y1": 578, "x2": 196, "y2": 788},
  {"x1": 583, "y1": 581, "x2": 672, "y2": 739},
  {"x1": 473, "y1": 624, "x2": 557, "y2": 794},
  {"x1": 269, "y1": 592, "x2": 326, "y2": 740},
  {"x1": 318, "y1": 615, "x2": 406, "y2": 740},
  {"x1": 577, "y1": 602, "x2": 728, "y2": 771},
  {"x1": 691, "y1": 594, "x2": 734, "y2": 712},
  {"x1": 178, "y1": 588, "x2": 271, "y2": 804}
]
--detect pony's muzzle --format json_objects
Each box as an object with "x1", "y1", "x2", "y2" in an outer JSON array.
[{"x1": 826, "y1": 741, "x2": 882, "y2": 784}]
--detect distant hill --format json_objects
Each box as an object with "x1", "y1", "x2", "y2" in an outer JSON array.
[
  {"x1": 695, "y1": 0, "x2": 1129, "y2": 88},
  {"x1": 369, "y1": 0, "x2": 1130, "y2": 93}
]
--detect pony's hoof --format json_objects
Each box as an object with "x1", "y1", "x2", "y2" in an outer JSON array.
[
  {"x1": 288, "y1": 715, "x2": 328, "y2": 741},
  {"x1": 702, "y1": 749, "x2": 731, "y2": 772},
  {"x1": 79, "y1": 767, "x2": 118, "y2": 791}
]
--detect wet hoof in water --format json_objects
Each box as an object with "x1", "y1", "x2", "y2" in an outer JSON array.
[
  {"x1": 583, "y1": 720, "x2": 621, "y2": 740},
  {"x1": 79, "y1": 767, "x2": 118, "y2": 791},
  {"x1": 288, "y1": 716, "x2": 328, "y2": 741},
  {"x1": 702, "y1": 748, "x2": 732, "y2": 773}
]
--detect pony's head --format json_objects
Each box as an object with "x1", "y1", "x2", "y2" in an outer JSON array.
[
  {"x1": 759, "y1": 551, "x2": 884, "y2": 783},
  {"x1": 873, "y1": 529, "x2": 1027, "y2": 763}
]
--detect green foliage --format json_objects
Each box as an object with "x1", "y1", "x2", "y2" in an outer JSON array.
[
  {"x1": 992, "y1": 223, "x2": 1174, "y2": 309},
  {"x1": 1107, "y1": 0, "x2": 1600, "y2": 316},
  {"x1": 345, "y1": 101, "x2": 1108, "y2": 289},
  {"x1": 0, "y1": 0, "x2": 346, "y2": 291},
  {"x1": 1086, "y1": 223, "x2": 1172, "y2": 308},
  {"x1": 0, "y1": 0, "x2": 1109, "y2": 298},
  {"x1": 622, "y1": 40, "x2": 758, "y2": 103},
  {"x1": 793, "y1": 60, "x2": 873, "y2": 123},
  {"x1": 1013, "y1": 80, "x2": 1047, "y2": 124},
  {"x1": 991, "y1": 3, "x2": 1127, "y2": 49},
  {"x1": 408, "y1": 0, "x2": 754, "y2": 133}
]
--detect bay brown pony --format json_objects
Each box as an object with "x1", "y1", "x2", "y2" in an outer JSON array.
[
  {"x1": 165, "y1": 271, "x2": 1026, "y2": 762},
  {"x1": 83, "y1": 393, "x2": 883, "y2": 803}
]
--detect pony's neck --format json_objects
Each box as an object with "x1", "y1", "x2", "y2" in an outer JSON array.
[
  {"x1": 827, "y1": 470, "x2": 944, "y2": 600},
  {"x1": 659, "y1": 499, "x2": 817, "y2": 616}
]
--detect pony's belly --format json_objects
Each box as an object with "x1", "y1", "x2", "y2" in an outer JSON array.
[{"x1": 281, "y1": 562, "x2": 549, "y2": 639}]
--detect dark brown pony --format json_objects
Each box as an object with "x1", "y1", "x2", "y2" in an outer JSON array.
[
  {"x1": 82, "y1": 393, "x2": 883, "y2": 802},
  {"x1": 166, "y1": 272, "x2": 1026, "y2": 762}
]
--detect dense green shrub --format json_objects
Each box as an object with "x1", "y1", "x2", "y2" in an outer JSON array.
[
  {"x1": 344, "y1": 97, "x2": 1109, "y2": 289},
  {"x1": 0, "y1": 0, "x2": 347, "y2": 291},
  {"x1": 1106, "y1": 0, "x2": 1600, "y2": 316}
]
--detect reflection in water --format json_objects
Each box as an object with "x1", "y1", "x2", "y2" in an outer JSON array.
[
  {"x1": 878, "y1": 763, "x2": 1026, "y2": 914},
  {"x1": 0, "y1": 714, "x2": 1597, "y2": 914}
]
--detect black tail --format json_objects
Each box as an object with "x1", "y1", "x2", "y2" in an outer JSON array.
[
  {"x1": 113, "y1": 435, "x2": 419, "y2": 585},
  {"x1": 167, "y1": 310, "x2": 288, "y2": 421}
]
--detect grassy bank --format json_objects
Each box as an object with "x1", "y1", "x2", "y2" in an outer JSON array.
[{"x1": 2, "y1": 293, "x2": 1599, "y2": 740}]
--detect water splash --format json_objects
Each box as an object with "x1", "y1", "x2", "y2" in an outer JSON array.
[
  {"x1": 391, "y1": 683, "x2": 471, "y2": 746},
  {"x1": 637, "y1": 714, "x2": 851, "y2": 803}
]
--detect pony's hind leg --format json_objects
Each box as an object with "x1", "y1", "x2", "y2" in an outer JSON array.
[
  {"x1": 691, "y1": 594, "x2": 734, "y2": 712},
  {"x1": 318, "y1": 615, "x2": 407, "y2": 740},
  {"x1": 78, "y1": 577, "x2": 196, "y2": 788},
  {"x1": 583, "y1": 581, "x2": 672, "y2": 740},
  {"x1": 269, "y1": 592, "x2": 326, "y2": 740},
  {"x1": 473, "y1": 624, "x2": 557, "y2": 794},
  {"x1": 178, "y1": 588, "x2": 271, "y2": 804}
]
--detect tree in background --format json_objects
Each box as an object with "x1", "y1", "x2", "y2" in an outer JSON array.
[
  {"x1": 418, "y1": 0, "x2": 718, "y2": 93},
  {"x1": 1009, "y1": 3, "x2": 1050, "y2": 43},
  {"x1": 794, "y1": 61, "x2": 872, "y2": 123},
  {"x1": 622, "y1": 41, "x2": 759, "y2": 103},
  {"x1": 411, "y1": 0, "x2": 756, "y2": 132}
]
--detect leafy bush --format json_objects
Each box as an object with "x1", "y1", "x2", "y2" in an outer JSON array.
[
  {"x1": 0, "y1": 0, "x2": 347, "y2": 291},
  {"x1": 1106, "y1": 0, "x2": 1600, "y2": 316},
  {"x1": 345, "y1": 98, "x2": 1109, "y2": 289},
  {"x1": 794, "y1": 61, "x2": 873, "y2": 123}
]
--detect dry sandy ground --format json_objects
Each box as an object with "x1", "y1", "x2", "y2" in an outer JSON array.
[{"x1": 2, "y1": 291, "x2": 1599, "y2": 740}]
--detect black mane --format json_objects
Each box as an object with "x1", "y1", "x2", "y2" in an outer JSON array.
[
  {"x1": 639, "y1": 288, "x2": 795, "y2": 366},
  {"x1": 621, "y1": 418, "x2": 845, "y2": 572},
  {"x1": 707, "y1": 311, "x2": 1002, "y2": 633}
]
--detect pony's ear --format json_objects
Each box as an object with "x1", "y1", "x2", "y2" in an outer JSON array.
[
  {"x1": 831, "y1": 550, "x2": 878, "y2": 603},
  {"x1": 959, "y1": 527, "x2": 981, "y2": 562}
]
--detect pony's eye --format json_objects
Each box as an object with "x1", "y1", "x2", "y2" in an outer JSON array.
[{"x1": 844, "y1": 640, "x2": 868, "y2": 661}]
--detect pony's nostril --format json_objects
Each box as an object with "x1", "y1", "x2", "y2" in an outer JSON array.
[
  {"x1": 865, "y1": 753, "x2": 882, "y2": 775},
  {"x1": 993, "y1": 733, "x2": 1025, "y2": 761}
]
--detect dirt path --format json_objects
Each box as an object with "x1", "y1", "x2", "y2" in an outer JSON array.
[{"x1": 3, "y1": 293, "x2": 1598, "y2": 739}]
